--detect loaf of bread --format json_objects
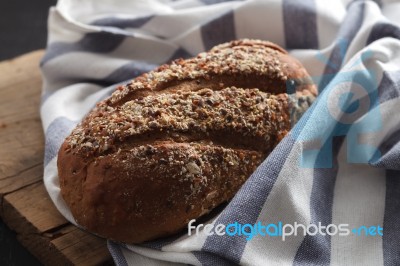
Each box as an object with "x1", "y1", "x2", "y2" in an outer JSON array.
[{"x1": 57, "y1": 39, "x2": 316, "y2": 243}]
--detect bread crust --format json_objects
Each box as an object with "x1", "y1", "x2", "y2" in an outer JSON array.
[{"x1": 57, "y1": 39, "x2": 316, "y2": 243}]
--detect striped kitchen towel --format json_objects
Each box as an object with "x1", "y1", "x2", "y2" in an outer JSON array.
[{"x1": 41, "y1": 0, "x2": 400, "y2": 265}]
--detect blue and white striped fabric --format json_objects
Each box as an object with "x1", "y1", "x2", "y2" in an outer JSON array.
[{"x1": 41, "y1": 0, "x2": 400, "y2": 265}]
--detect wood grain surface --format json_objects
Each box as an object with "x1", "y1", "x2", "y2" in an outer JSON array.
[{"x1": 0, "y1": 51, "x2": 113, "y2": 266}]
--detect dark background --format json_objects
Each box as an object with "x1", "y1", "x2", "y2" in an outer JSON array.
[
  {"x1": 0, "y1": 0, "x2": 54, "y2": 265},
  {"x1": 0, "y1": 0, "x2": 54, "y2": 60}
]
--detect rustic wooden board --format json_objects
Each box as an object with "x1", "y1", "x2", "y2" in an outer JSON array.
[{"x1": 0, "y1": 51, "x2": 113, "y2": 266}]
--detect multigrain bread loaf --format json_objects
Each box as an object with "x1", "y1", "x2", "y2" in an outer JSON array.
[{"x1": 57, "y1": 39, "x2": 317, "y2": 243}]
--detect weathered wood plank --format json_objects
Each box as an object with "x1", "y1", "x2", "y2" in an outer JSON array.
[
  {"x1": 0, "y1": 51, "x2": 112, "y2": 266},
  {"x1": 0, "y1": 50, "x2": 44, "y2": 186},
  {"x1": 2, "y1": 182, "x2": 68, "y2": 233},
  {"x1": 51, "y1": 226, "x2": 113, "y2": 266}
]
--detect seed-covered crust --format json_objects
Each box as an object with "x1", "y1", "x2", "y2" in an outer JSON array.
[{"x1": 57, "y1": 39, "x2": 316, "y2": 243}]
